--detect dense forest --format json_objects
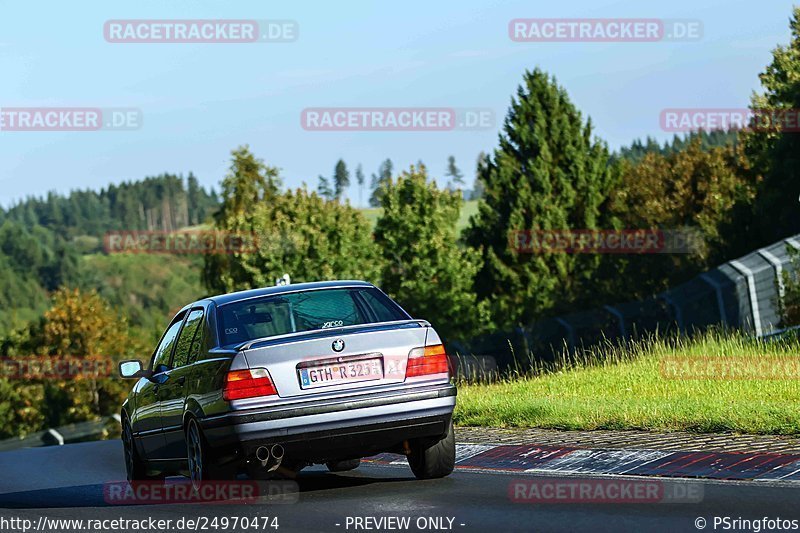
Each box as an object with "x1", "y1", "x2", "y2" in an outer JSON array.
[
  {"x1": 0, "y1": 174, "x2": 217, "y2": 336},
  {"x1": 1, "y1": 173, "x2": 218, "y2": 237}
]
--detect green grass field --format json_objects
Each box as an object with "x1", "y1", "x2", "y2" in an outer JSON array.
[
  {"x1": 454, "y1": 332, "x2": 800, "y2": 435},
  {"x1": 361, "y1": 199, "x2": 479, "y2": 235}
]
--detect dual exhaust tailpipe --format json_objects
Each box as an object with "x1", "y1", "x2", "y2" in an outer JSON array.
[{"x1": 255, "y1": 444, "x2": 285, "y2": 472}]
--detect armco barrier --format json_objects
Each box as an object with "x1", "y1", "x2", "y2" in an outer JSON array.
[
  {"x1": 0, "y1": 416, "x2": 120, "y2": 452},
  {"x1": 465, "y1": 235, "x2": 800, "y2": 366}
]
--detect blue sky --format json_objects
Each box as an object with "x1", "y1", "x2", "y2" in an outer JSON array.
[{"x1": 0, "y1": 0, "x2": 796, "y2": 207}]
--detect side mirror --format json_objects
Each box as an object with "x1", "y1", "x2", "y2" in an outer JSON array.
[{"x1": 119, "y1": 360, "x2": 147, "y2": 379}]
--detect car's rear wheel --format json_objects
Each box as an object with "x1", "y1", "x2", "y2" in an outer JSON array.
[
  {"x1": 122, "y1": 417, "x2": 162, "y2": 484},
  {"x1": 326, "y1": 459, "x2": 361, "y2": 472},
  {"x1": 408, "y1": 419, "x2": 455, "y2": 480},
  {"x1": 186, "y1": 418, "x2": 237, "y2": 492},
  {"x1": 186, "y1": 418, "x2": 213, "y2": 491}
]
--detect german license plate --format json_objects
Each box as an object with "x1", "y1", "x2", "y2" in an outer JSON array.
[{"x1": 298, "y1": 357, "x2": 383, "y2": 389}]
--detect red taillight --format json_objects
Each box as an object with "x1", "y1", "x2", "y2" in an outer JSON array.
[
  {"x1": 406, "y1": 344, "x2": 450, "y2": 378},
  {"x1": 223, "y1": 368, "x2": 277, "y2": 401}
]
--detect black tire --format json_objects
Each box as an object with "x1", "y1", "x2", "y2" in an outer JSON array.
[
  {"x1": 326, "y1": 459, "x2": 361, "y2": 472},
  {"x1": 122, "y1": 417, "x2": 162, "y2": 484},
  {"x1": 408, "y1": 419, "x2": 456, "y2": 480},
  {"x1": 185, "y1": 418, "x2": 236, "y2": 491},
  {"x1": 185, "y1": 418, "x2": 215, "y2": 491}
]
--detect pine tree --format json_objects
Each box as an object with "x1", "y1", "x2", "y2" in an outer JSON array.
[
  {"x1": 187, "y1": 173, "x2": 201, "y2": 225},
  {"x1": 333, "y1": 159, "x2": 350, "y2": 201},
  {"x1": 746, "y1": 7, "x2": 800, "y2": 243},
  {"x1": 355, "y1": 164, "x2": 365, "y2": 207},
  {"x1": 470, "y1": 152, "x2": 488, "y2": 200},
  {"x1": 465, "y1": 68, "x2": 617, "y2": 329},
  {"x1": 444, "y1": 155, "x2": 464, "y2": 190},
  {"x1": 369, "y1": 159, "x2": 393, "y2": 207},
  {"x1": 317, "y1": 175, "x2": 334, "y2": 200}
]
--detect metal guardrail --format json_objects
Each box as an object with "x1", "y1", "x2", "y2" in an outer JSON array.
[
  {"x1": 468, "y1": 234, "x2": 800, "y2": 364},
  {"x1": 761, "y1": 324, "x2": 800, "y2": 341},
  {"x1": 0, "y1": 414, "x2": 120, "y2": 452}
]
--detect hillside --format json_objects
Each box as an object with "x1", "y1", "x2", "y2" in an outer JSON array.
[{"x1": 0, "y1": 195, "x2": 479, "y2": 341}]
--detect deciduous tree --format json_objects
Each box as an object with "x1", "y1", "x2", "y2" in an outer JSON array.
[
  {"x1": 204, "y1": 148, "x2": 380, "y2": 293},
  {"x1": 375, "y1": 165, "x2": 488, "y2": 340}
]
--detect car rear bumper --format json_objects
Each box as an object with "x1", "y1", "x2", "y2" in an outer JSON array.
[{"x1": 199, "y1": 383, "x2": 456, "y2": 462}]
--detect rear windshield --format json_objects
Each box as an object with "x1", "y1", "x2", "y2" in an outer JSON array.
[{"x1": 217, "y1": 287, "x2": 409, "y2": 346}]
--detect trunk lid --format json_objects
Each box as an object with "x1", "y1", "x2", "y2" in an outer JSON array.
[{"x1": 240, "y1": 321, "x2": 428, "y2": 398}]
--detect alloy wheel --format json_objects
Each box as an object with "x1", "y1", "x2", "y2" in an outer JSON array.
[
  {"x1": 186, "y1": 420, "x2": 204, "y2": 490},
  {"x1": 122, "y1": 421, "x2": 135, "y2": 480}
]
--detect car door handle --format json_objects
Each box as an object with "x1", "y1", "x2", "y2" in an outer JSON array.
[{"x1": 176, "y1": 376, "x2": 186, "y2": 385}]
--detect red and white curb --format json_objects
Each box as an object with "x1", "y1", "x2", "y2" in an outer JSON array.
[{"x1": 364, "y1": 443, "x2": 800, "y2": 482}]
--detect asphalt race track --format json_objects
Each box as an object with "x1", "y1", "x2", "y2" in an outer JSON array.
[{"x1": 1, "y1": 441, "x2": 799, "y2": 533}]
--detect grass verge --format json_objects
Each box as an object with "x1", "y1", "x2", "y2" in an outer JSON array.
[
  {"x1": 362, "y1": 199, "x2": 478, "y2": 234},
  {"x1": 454, "y1": 331, "x2": 800, "y2": 435}
]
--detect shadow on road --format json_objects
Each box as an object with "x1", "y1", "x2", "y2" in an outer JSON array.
[{"x1": 0, "y1": 471, "x2": 420, "y2": 509}]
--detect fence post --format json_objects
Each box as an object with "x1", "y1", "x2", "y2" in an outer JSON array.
[
  {"x1": 758, "y1": 249, "x2": 785, "y2": 301},
  {"x1": 46, "y1": 428, "x2": 64, "y2": 446},
  {"x1": 729, "y1": 260, "x2": 763, "y2": 337}
]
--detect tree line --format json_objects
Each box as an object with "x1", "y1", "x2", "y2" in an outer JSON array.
[
  {"x1": 0, "y1": 174, "x2": 219, "y2": 238},
  {"x1": 315, "y1": 155, "x2": 481, "y2": 206}
]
